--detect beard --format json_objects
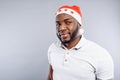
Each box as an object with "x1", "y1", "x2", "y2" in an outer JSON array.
[{"x1": 57, "y1": 25, "x2": 79, "y2": 44}]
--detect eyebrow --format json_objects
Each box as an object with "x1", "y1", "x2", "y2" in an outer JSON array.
[{"x1": 56, "y1": 18, "x2": 73, "y2": 22}]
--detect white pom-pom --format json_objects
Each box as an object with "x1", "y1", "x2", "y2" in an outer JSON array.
[{"x1": 79, "y1": 28, "x2": 84, "y2": 35}]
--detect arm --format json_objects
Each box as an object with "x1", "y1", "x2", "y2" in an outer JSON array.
[
  {"x1": 48, "y1": 65, "x2": 53, "y2": 80},
  {"x1": 97, "y1": 78, "x2": 113, "y2": 80},
  {"x1": 96, "y1": 51, "x2": 114, "y2": 80}
]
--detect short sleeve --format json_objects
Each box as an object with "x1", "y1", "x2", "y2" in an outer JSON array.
[
  {"x1": 96, "y1": 51, "x2": 114, "y2": 79},
  {"x1": 48, "y1": 45, "x2": 52, "y2": 64},
  {"x1": 47, "y1": 43, "x2": 56, "y2": 64}
]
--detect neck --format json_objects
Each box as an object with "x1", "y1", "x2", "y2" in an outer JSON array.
[{"x1": 64, "y1": 35, "x2": 81, "y2": 49}]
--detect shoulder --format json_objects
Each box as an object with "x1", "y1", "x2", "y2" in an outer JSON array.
[
  {"x1": 86, "y1": 40, "x2": 108, "y2": 53},
  {"x1": 82, "y1": 38, "x2": 114, "y2": 79},
  {"x1": 48, "y1": 41, "x2": 61, "y2": 52},
  {"x1": 85, "y1": 40, "x2": 113, "y2": 61}
]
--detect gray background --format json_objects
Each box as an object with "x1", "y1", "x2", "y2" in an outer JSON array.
[{"x1": 0, "y1": 0, "x2": 120, "y2": 80}]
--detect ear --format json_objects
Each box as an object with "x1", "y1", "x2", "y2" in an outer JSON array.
[
  {"x1": 77, "y1": 23, "x2": 84, "y2": 35},
  {"x1": 77, "y1": 22, "x2": 81, "y2": 29}
]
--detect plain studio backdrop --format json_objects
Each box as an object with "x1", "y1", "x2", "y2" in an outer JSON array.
[{"x1": 0, "y1": 0, "x2": 120, "y2": 80}]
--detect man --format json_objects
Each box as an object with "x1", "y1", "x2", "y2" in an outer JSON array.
[{"x1": 48, "y1": 5, "x2": 114, "y2": 80}]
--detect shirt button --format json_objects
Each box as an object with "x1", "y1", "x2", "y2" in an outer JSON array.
[
  {"x1": 67, "y1": 52, "x2": 69, "y2": 55},
  {"x1": 65, "y1": 59, "x2": 67, "y2": 62}
]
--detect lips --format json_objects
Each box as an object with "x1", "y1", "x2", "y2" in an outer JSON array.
[{"x1": 60, "y1": 33, "x2": 69, "y2": 39}]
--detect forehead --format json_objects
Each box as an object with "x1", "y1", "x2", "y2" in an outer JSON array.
[{"x1": 56, "y1": 13, "x2": 76, "y2": 21}]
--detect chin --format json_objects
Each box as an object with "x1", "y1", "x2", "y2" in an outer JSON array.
[
  {"x1": 58, "y1": 35, "x2": 70, "y2": 44},
  {"x1": 61, "y1": 39, "x2": 71, "y2": 44}
]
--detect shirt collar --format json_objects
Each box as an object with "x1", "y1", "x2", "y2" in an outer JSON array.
[
  {"x1": 60, "y1": 35, "x2": 87, "y2": 50},
  {"x1": 73, "y1": 35, "x2": 87, "y2": 50}
]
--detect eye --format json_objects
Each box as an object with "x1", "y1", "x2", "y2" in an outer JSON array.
[
  {"x1": 56, "y1": 22, "x2": 61, "y2": 27},
  {"x1": 65, "y1": 21, "x2": 72, "y2": 25}
]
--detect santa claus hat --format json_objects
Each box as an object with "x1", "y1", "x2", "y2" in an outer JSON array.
[{"x1": 55, "y1": 5, "x2": 82, "y2": 25}]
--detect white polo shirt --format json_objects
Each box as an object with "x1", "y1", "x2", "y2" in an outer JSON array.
[{"x1": 48, "y1": 36, "x2": 114, "y2": 80}]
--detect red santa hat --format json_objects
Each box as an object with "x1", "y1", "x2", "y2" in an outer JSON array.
[{"x1": 55, "y1": 5, "x2": 82, "y2": 25}]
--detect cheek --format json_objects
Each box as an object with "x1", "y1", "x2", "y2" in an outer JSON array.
[
  {"x1": 69, "y1": 24, "x2": 77, "y2": 33},
  {"x1": 56, "y1": 28, "x2": 58, "y2": 32},
  {"x1": 56, "y1": 29, "x2": 60, "y2": 37}
]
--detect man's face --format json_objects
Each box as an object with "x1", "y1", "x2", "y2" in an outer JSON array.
[{"x1": 56, "y1": 13, "x2": 80, "y2": 44}]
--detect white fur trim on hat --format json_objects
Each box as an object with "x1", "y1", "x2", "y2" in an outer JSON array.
[{"x1": 56, "y1": 8, "x2": 82, "y2": 25}]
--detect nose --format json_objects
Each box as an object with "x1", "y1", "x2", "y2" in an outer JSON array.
[{"x1": 59, "y1": 23, "x2": 67, "y2": 31}]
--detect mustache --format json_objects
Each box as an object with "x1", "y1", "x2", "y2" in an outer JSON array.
[{"x1": 57, "y1": 31, "x2": 70, "y2": 36}]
